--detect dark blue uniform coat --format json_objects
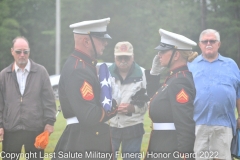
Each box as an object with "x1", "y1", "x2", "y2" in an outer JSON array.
[
  {"x1": 145, "y1": 65, "x2": 196, "y2": 160},
  {"x1": 53, "y1": 50, "x2": 113, "y2": 160}
]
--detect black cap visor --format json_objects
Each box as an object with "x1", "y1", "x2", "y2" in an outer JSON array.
[
  {"x1": 90, "y1": 32, "x2": 112, "y2": 39},
  {"x1": 155, "y1": 43, "x2": 175, "y2": 51}
]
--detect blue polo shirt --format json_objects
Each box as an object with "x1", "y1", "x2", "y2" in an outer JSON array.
[{"x1": 188, "y1": 53, "x2": 240, "y2": 133}]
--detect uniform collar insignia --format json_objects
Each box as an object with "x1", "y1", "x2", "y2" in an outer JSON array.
[{"x1": 169, "y1": 65, "x2": 188, "y2": 76}]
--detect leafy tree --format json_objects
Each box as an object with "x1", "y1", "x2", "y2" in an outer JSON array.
[
  {"x1": 0, "y1": 0, "x2": 55, "y2": 74},
  {"x1": 0, "y1": 0, "x2": 20, "y2": 69},
  {"x1": 204, "y1": 0, "x2": 240, "y2": 65},
  {"x1": 0, "y1": 0, "x2": 239, "y2": 74},
  {"x1": 60, "y1": 0, "x2": 201, "y2": 69}
]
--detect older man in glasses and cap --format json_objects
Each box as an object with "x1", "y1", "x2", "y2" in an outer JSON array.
[
  {"x1": 108, "y1": 41, "x2": 148, "y2": 160},
  {"x1": 188, "y1": 29, "x2": 240, "y2": 160},
  {"x1": 0, "y1": 36, "x2": 56, "y2": 160},
  {"x1": 145, "y1": 29, "x2": 198, "y2": 160},
  {"x1": 52, "y1": 18, "x2": 118, "y2": 160}
]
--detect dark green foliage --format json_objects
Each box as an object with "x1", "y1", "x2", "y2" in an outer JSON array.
[{"x1": 0, "y1": 0, "x2": 239, "y2": 74}]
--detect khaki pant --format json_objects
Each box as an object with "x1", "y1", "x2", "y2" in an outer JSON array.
[{"x1": 194, "y1": 125, "x2": 232, "y2": 160}]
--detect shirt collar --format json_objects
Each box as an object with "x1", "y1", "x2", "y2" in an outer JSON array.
[
  {"x1": 217, "y1": 54, "x2": 225, "y2": 61},
  {"x1": 15, "y1": 59, "x2": 31, "y2": 72},
  {"x1": 113, "y1": 62, "x2": 135, "y2": 80},
  {"x1": 197, "y1": 53, "x2": 223, "y2": 62}
]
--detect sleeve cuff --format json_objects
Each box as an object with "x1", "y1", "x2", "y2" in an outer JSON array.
[{"x1": 45, "y1": 120, "x2": 55, "y2": 126}]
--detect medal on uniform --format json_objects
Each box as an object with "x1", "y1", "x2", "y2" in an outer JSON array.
[{"x1": 161, "y1": 84, "x2": 168, "y2": 91}]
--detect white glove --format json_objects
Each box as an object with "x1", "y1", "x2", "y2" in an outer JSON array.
[{"x1": 150, "y1": 55, "x2": 166, "y2": 75}]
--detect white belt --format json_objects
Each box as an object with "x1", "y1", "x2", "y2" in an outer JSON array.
[
  {"x1": 67, "y1": 117, "x2": 79, "y2": 125},
  {"x1": 153, "y1": 123, "x2": 176, "y2": 130}
]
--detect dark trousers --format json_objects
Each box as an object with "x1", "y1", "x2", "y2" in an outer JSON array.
[
  {"x1": 112, "y1": 135, "x2": 143, "y2": 160},
  {"x1": 2, "y1": 130, "x2": 44, "y2": 160}
]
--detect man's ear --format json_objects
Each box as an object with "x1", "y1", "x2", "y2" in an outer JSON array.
[
  {"x1": 82, "y1": 37, "x2": 90, "y2": 47},
  {"x1": 11, "y1": 48, "x2": 14, "y2": 56}
]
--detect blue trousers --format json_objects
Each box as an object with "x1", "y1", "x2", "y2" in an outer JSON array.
[{"x1": 111, "y1": 135, "x2": 143, "y2": 160}]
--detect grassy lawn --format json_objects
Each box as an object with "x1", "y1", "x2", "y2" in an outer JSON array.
[
  {"x1": 41, "y1": 110, "x2": 151, "y2": 160},
  {"x1": 0, "y1": 101, "x2": 239, "y2": 160},
  {"x1": 44, "y1": 107, "x2": 152, "y2": 160},
  {"x1": 0, "y1": 101, "x2": 152, "y2": 160}
]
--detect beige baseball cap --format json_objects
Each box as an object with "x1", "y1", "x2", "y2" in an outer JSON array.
[{"x1": 114, "y1": 41, "x2": 133, "y2": 56}]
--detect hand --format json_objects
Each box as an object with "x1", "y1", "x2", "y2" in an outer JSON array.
[
  {"x1": 106, "y1": 99, "x2": 118, "y2": 116},
  {"x1": 150, "y1": 55, "x2": 165, "y2": 75},
  {"x1": 101, "y1": 99, "x2": 118, "y2": 122},
  {"x1": 44, "y1": 124, "x2": 54, "y2": 135},
  {"x1": 117, "y1": 103, "x2": 135, "y2": 115},
  {"x1": 0, "y1": 128, "x2": 4, "y2": 142}
]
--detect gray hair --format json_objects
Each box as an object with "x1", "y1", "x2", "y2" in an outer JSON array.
[
  {"x1": 199, "y1": 29, "x2": 220, "y2": 41},
  {"x1": 12, "y1": 36, "x2": 29, "y2": 48}
]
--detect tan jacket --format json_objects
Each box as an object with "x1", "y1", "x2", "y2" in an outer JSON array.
[{"x1": 108, "y1": 62, "x2": 147, "y2": 128}]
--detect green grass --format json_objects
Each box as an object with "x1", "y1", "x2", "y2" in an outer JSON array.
[
  {"x1": 46, "y1": 108, "x2": 152, "y2": 160},
  {"x1": 0, "y1": 102, "x2": 239, "y2": 160}
]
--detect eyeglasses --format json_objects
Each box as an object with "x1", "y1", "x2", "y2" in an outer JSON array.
[
  {"x1": 200, "y1": 40, "x2": 218, "y2": 45},
  {"x1": 14, "y1": 50, "x2": 30, "y2": 55},
  {"x1": 116, "y1": 56, "x2": 132, "y2": 61}
]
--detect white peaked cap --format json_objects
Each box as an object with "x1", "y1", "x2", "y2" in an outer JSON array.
[
  {"x1": 155, "y1": 29, "x2": 196, "y2": 51},
  {"x1": 69, "y1": 17, "x2": 111, "y2": 39}
]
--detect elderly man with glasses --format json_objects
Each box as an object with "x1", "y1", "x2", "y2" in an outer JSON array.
[
  {"x1": 0, "y1": 36, "x2": 56, "y2": 160},
  {"x1": 108, "y1": 41, "x2": 148, "y2": 160},
  {"x1": 188, "y1": 29, "x2": 240, "y2": 160}
]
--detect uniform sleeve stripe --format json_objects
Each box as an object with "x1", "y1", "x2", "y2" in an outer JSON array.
[
  {"x1": 74, "y1": 59, "x2": 78, "y2": 69},
  {"x1": 99, "y1": 108, "x2": 105, "y2": 122}
]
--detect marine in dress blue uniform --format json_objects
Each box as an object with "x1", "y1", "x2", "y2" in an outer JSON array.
[
  {"x1": 52, "y1": 18, "x2": 117, "y2": 160},
  {"x1": 145, "y1": 29, "x2": 198, "y2": 160}
]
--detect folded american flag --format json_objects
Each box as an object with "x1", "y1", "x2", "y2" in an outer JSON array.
[{"x1": 98, "y1": 63, "x2": 113, "y2": 112}]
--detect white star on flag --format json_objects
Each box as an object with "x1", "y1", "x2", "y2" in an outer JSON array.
[
  {"x1": 100, "y1": 78, "x2": 109, "y2": 87},
  {"x1": 98, "y1": 63, "x2": 113, "y2": 112},
  {"x1": 102, "y1": 96, "x2": 111, "y2": 106}
]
